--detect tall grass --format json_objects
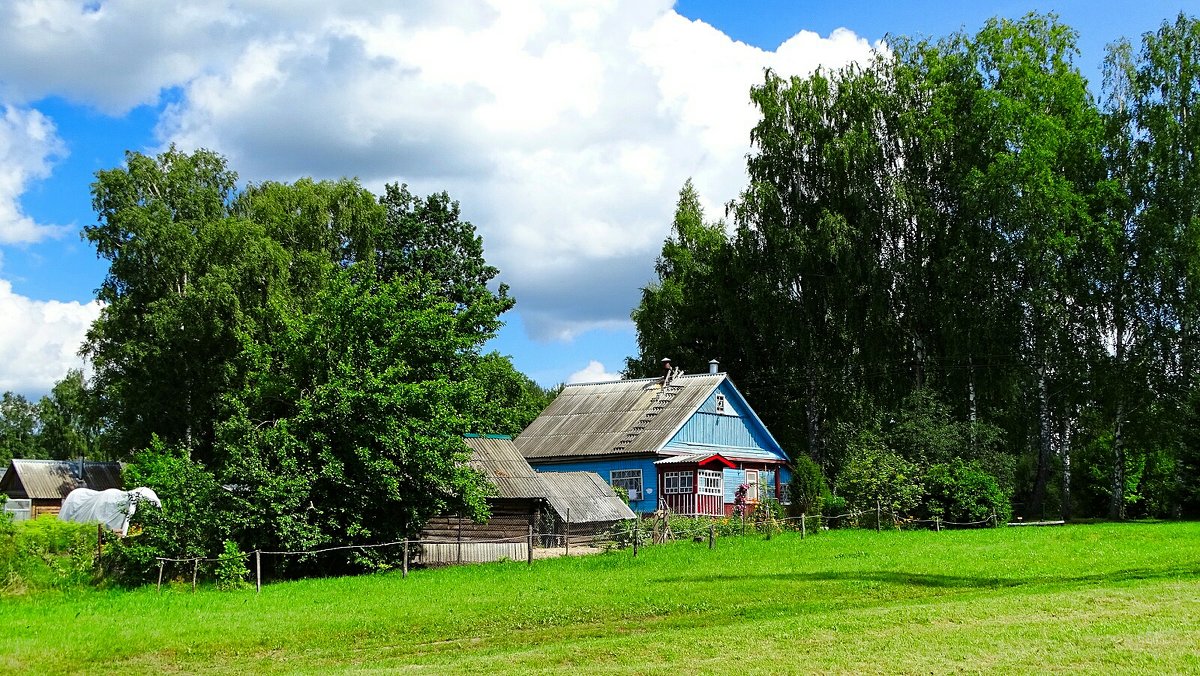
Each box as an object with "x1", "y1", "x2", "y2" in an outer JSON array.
[{"x1": 1, "y1": 522, "x2": 1198, "y2": 673}]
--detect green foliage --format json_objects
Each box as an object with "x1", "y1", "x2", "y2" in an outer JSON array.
[
  {"x1": 215, "y1": 540, "x2": 249, "y2": 591},
  {"x1": 922, "y1": 459, "x2": 1012, "y2": 525},
  {"x1": 787, "y1": 455, "x2": 827, "y2": 516},
  {"x1": 0, "y1": 516, "x2": 98, "y2": 594},
  {"x1": 0, "y1": 392, "x2": 40, "y2": 464},
  {"x1": 102, "y1": 439, "x2": 231, "y2": 585},
  {"x1": 836, "y1": 447, "x2": 924, "y2": 525}
]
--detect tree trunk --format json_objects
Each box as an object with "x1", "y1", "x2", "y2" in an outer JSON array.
[
  {"x1": 1028, "y1": 366, "x2": 1053, "y2": 519},
  {"x1": 1108, "y1": 403, "x2": 1126, "y2": 520}
]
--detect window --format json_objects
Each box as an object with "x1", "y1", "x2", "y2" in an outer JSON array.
[
  {"x1": 663, "y1": 471, "x2": 694, "y2": 494},
  {"x1": 745, "y1": 469, "x2": 759, "y2": 501},
  {"x1": 714, "y1": 394, "x2": 726, "y2": 414},
  {"x1": 610, "y1": 469, "x2": 643, "y2": 501},
  {"x1": 698, "y1": 470, "x2": 723, "y2": 496}
]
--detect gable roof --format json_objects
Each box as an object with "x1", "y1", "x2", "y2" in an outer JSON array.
[
  {"x1": 515, "y1": 373, "x2": 724, "y2": 460},
  {"x1": 0, "y1": 459, "x2": 123, "y2": 500}
]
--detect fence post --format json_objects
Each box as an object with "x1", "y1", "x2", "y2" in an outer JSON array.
[
  {"x1": 740, "y1": 512, "x2": 745, "y2": 537},
  {"x1": 156, "y1": 560, "x2": 164, "y2": 594},
  {"x1": 632, "y1": 519, "x2": 639, "y2": 558},
  {"x1": 192, "y1": 558, "x2": 198, "y2": 593},
  {"x1": 565, "y1": 508, "x2": 571, "y2": 556},
  {"x1": 255, "y1": 550, "x2": 261, "y2": 594},
  {"x1": 801, "y1": 513, "x2": 806, "y2": 540},
  {"x1": 935, "y1": 516, "x2": 941, "y2": 532},
  {"x1": 708, "y1": 522, "x2": 715, "y2": 550},
  {"x1": 96, "y1": 524, "x2": 103, "y2": 565},
  {"x1": 402, "y1": 539, "x2": 409, "y2": 578},
  {"x1": 527, "y1": 524, "x2": 534, "y2": 566},
  {"x1": 457, "y1": 515, "x2": 463, "y2": 564},
  {"x1": 876, "y1": 499, "x2": 881, "y2": 533}
]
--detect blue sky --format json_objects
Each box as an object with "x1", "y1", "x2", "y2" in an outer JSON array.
[{"x1": 0, "y1": 1, "x2": 1192, "y2": 397}]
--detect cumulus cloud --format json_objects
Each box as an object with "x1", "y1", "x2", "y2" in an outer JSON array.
[
  {"x1": 0, "y1": 279, "x2": 102, "y2": 396},
  {"x1": 0, "y1": 1, "x2": 878, "y2": 341},
  {"x1": 567, "y1": 360, "x2": 622, "y2": 385},
  {"x1": 0, "y1": 105, "x2": 69, "y2": 244}
]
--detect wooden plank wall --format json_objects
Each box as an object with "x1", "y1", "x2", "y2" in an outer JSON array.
[{"x1": 418, "y1": 542, "x2": 528, "y2": 564}]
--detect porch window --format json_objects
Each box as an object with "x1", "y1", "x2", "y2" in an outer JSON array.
[
  {"x1": 698, "y1": 470, "x2": 723, "y2": 496},
  {"x1": 610, "y1": 469, "x2": 643, "y2": 501},
  {"x1": 663, "y1": 471, "x2": 694, "y2": 495},
  {"x1": 745, "y1": 469, "x2": 760, "y2": 501}
]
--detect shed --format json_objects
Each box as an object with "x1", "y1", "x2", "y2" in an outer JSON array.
[
  {"x1": 418, "y1": 435, "x2": 634, "y2": 563},
  {"x1": 0, "y1": 459, "x2": 123, "y2": 519}
]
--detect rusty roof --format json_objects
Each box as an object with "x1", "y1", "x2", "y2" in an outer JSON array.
[
  {"x1": 515, "y1": 373, "x2": 724, "y2": 460},
  {"x1": 0, "y1": 459, "x2": 123, "y2": 500},
  {"x1": 538, "y1": 471, "x2": 636, "y2": 524}
]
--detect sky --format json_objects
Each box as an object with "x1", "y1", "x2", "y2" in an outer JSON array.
[{"x1": 0, "y1": 0, "x2": 1193, "y2": 398}]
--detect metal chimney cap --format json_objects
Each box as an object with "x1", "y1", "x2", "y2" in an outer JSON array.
[{"x1": 708, "y1": 359, "x2": 720, "y2": 374}]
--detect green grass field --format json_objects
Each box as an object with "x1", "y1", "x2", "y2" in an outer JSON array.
[{"x1": 2, "y1": 522, "x2": 1198, "y2": 674}]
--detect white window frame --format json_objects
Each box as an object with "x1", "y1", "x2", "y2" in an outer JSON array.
[
  {"x1": 663, "y1": 471, "x2": 694, "y2": 495},
  {"x1": 714, "y1": 394, "x2": 727, "y2": 414},
  {"x1": 745, "y1": 469, "x2": 760, "y2": 501},
  {"x1": 698, "y1": 470, "x2": 723, "y2": 496},
  {"x1": 610, "y1": 469, "x2": 643, "y2": 501}
]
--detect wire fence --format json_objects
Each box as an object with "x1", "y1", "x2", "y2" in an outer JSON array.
[{"x1": 151, "y1": 506, "x2": 1001, "y2": 594}]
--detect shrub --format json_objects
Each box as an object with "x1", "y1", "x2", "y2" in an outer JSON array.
[
  {"x1": 215, "y1": 540, "x2": 250, "y2": 590},
  {"x1": 836, "y1": 447, "x2": 924, "y2": 527},
  {"x1": 923, "y1": 459, "x2": 1011, "y2": 526},
  {"x1": 787, "y1": 455, "x2": 828, "y2": 516},
  {"x1": 0, "y1": 516, "x2": 98, "y2": 594}
]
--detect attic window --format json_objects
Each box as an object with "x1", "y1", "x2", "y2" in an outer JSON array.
[{"x1": 714, "y1": 394, "x2": 726, "y2": 414}]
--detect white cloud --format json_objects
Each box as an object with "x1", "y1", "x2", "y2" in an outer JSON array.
[
  {"x1": 0, "y1": 1, "x2": 878, "y2": 341},
  {"x1": 0, "y1": 105, "x2": 68, "y2": 244},
  {"x1": 0, "y1": 279, "x2": 102, "y2": 396},
  {"x1": 567, "y1": 360, "x2": 622, "y2": 384}
]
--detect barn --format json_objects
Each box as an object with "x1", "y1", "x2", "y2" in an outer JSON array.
[
  {"x1": 515, "y1": 361, "x2": 791, "y2": 516},
  {"x1": 418, "y1": 435, "x2": 634, "y2": 564},
  {"x1": 0, "y1": 459, "x2": 123, "y2": 520}
]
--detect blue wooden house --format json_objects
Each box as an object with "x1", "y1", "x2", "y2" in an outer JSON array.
[{"x1": 515, "y1": 365, "x2": 791, "y2": 515}]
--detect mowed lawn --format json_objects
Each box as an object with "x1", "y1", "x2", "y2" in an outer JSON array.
[{"x1": 2, "y1": 522, "x2": 1199, "y2": 674}]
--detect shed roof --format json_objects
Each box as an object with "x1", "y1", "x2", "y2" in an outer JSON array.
[
  {"x1": 0, "y1": 459, "x2": 123, "y2": 500},
  {"x1": 538, "y1": 471, "x2": 636, "y2": 524},
  {"x1": 461, "y1": 436, "x2": 633, "y2": 524},
  {"x1": 463, "y1": 435, "x2": 547, "y2": 500},
  {"x1": 515, "y1": 373, "x2": 724, "y2": 460}
]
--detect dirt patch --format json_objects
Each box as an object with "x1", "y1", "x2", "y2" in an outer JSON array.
[{"x1": 531, "y1": 545, "x2": 604, "y2": 560}]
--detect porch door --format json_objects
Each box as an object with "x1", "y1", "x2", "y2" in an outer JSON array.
[{"x1": 745, "y1": 469, "x2": 759, "y2": 502}]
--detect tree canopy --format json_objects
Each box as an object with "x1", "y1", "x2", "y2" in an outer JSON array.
[{"x1": 629, "y1": 12, "x2": 1200, "y2": 521}]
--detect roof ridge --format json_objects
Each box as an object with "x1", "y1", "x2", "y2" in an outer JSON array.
[{"x1": 564, "y1": 372, "x2": 725, "y2": 388}]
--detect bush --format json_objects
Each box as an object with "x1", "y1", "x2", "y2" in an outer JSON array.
[
  {"x1": 922, "y1": 459, "x2": 1011, "y2": 526},
  {"x1": 787, "y1": 455, "x2": 827, "y2": 516},
  {"x1": 836, "y1": 447, "x2": 924, "y2": 527},
  {"x1": 0, "y1": 516, "x2": 98, "y2": 594},
  {"x1": 215, "y1": 540, "x2": 250, "y2": 590}
]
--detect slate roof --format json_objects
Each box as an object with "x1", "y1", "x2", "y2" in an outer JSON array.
[
  {"x1": 463, "y1": 435, "x2": 548, "y2": 500},
  {"x1": 539, "y1": 471, "x2": 637, "y2": 524},
  {"x1": 462, "y1": 435, "x2": 634, "y2": 523},
  {"x1": 515, "y1": 373, "x2": 724, "y2": 460},
  {"x1": 0, "y1": 459, "x2": 123, "y2": 500}
]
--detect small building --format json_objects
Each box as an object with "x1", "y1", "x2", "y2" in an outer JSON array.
[
  {"x1": 0, "y1": 459, "x2": 123, "y2": 520},
  {"x1": 515, "y1": 363, "x2": 791, "y2": 517},
  {"x1": 418, "y1": 435, "x2": 634, "y2": 564}
]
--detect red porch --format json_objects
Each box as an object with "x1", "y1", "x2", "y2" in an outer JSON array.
[{"x1": 654, "y1": 453, "x2": 736, "y2": 517}]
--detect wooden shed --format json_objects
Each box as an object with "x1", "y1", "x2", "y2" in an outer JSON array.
[
  {"x1": 539, "y1": 471, "x2": 637, "y2": 543},
  {"x1": 0, "y1": 459, "x2": 123, "y2": 519},
  {"x1": 418, "y1": 435, "x2": 547, "y2": 564}
]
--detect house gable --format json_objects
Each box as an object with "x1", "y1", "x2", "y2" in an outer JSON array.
[{"x1": 662, "y1": 380, "x2": 788, "y2": 463}]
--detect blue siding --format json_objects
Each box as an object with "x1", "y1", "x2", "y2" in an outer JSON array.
[
  {"x1": 528, "y1": 457, "x2": 659, "y2": 514},
  {"x1": 723, "y1": 468, "x2": 745, "y2": 503},
  {"x1": 664, "y1": 381, "x2": 788, "y2": 462}
]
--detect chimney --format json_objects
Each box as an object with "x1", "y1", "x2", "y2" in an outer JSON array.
[
  {"x1": 661, "y1": 357, "x2": 672, "y2": 384},
  {"x1": 708, "y1": 359, "x2": 719, "y2": 375}
]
